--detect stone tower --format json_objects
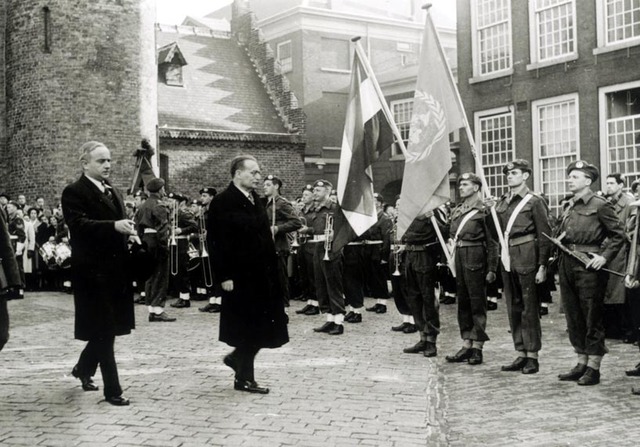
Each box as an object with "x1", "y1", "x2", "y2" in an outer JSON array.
[{"x1": 1, "y1": 0, "x2": 157, "y2": 202}]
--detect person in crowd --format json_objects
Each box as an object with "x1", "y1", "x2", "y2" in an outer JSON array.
[
  {"x1": 22, "y1": 207, "x2": 37, "y2": 291},
  {"x1": 295, "y1": 185, "x2": 320, "y2": 316},
  {"x1": 6, "y1": 201, "x2": 26, "y2": 297}
]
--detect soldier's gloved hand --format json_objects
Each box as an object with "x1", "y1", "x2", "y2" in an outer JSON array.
[
  {"x1": 586, "y1": 253, "x2": 607, "y2": 270},
  {"x1": 485, "y1": 271, "x2": 496, "y2": 283},
  {"x1": 625, "y1": 274, "x2": 640, "y2": 289},
  {"x1": 27, "y1": 250, "x2": 34, "y2": 259},
  {"x1": 483, "y1": 196, "x2": 497, "y2": 208},
  {"x1": 535, "y1": 265, "x2": 547, "y2": 284},
  {"x1": 222, "y1": 280, "x2": 234, "y2": 292}
]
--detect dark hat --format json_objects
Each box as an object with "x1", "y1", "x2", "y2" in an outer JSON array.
[
  {"x1": 264, "y1": 174, "x2": 283, "y2": 188},
  {"x1": 0, "y1": 192, "x2": 9, "y2": 200},
  {"x1": 167, "y1": 192, "x2": 185, "y2": 202},
  {"x1": 502, "y1": 159, "x2": 532, "y2": 175},
  {"x1": 313, "y1": 179, "x2": 333, "y2": 189},
  {"x1": 124, "y1": 201, "x2": 135, "y2": 209},
  {"x1": 146, "y1": 177, "x2": 165, "y2": 193},
  {"x1": 191, "y1": 199, "x2": 201, "y2": 206},
  {"x1": 302, "y1": 184, "x2": 314, "y2": 192},
  {"x1": 134, "y1": 190, "x2": 148, "y2": 199},
  {"x1": 199, "y1": 187, "x2": 217, "y2": 196},
  {"x1": 457, "y1": 172, "x2": 482, "y2": 187},
  {"x1": 566, "y1": 160, "x2": 599, "y2": 182},
  {"x1": 373, "y1": 192, "x2": 384, "y2": 203}
]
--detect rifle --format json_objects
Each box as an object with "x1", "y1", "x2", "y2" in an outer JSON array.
[{"x1": 542, "y1": 232, "x2": 624, "y2": 277}]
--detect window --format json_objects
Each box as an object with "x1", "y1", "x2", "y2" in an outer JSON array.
[
  {"x1": 595, "y1": 0, "x2": 640, "y2": 52},
  {"x1": 532, "y1": 94, "x2": 579, "y2": 216},
  {"x1": 321, "y1": 38, "x2": 350, "y2": 72},
  {"x1": 475, "y1": 108, "x2": 515, "y2": 198},
  {"x1": 277, "y1": 40, "x2": 292, "y2": 74},
  {"x1": 471, "y1": 0, "x2": 512, "y2": 78},
  {"x1": 600, "y1": 82, "x2": 640, "y2": 190},
  {"x1": 164, "y1": 65, "x2": 183, "y2": 86},
  {"x1": 391, "y1": 99, "x2": 413, "y2": 157},
  {"x1": 528, "y1": 0, "x2": 576, "y2": 67},
  {"x1": 43, "y1": 7, "x2": 52, "y2": 53}
]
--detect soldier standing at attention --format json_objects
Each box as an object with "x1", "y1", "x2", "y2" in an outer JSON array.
[
  {"x1": 169, "y1": 193, "x2": 199, "y2": 309},
  {"x1": 488, "y1": 160, "x2": 551, "y2": 375},
  {"x1": 295, "y1": 185, "x2": 320, "y2": 316},
  {"x1": 557, "y1": 160, "x2": 625, "y2": 386},
  {"x1": 198, "y1": 187, "x2": 223, "y2": 313},
  {"x1": 363, "y1": 193, "x2": 393, "y2": 316},
  {"x1": 445, "y1": 173, "x2": 498, "y2": 365}
]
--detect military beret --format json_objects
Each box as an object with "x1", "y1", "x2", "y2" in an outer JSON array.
[
  {"x1": 146, "y1": 177, "x2": 165, "y2": 193},
  {"x1": 167, "y1": 192, "x2": 186, "y2": 202},
  {"x1": 264, "y1": 174, "x2": 283, "y2": 188},
  {"x1": 134, "y1": 190, "x2": 148, "y2": 199},
  {"x1": 313, "y1": 179, "x2": 333, "y2": 189},
  {"x1": 124, "y1": 201, "x2": 135, "y2": 209},
  {"x1": 302, "y1": 184, "x2": 314, "y2": 192},
  {"x1": 373, "y1": 192, "x2": 384, "y2": 203},
  {"x1": 199, "y1": 187, "x2": 217, "y2": 196},
  {"x1": 502, "y1": 159, "x2": 532, "y2": 175},
  {"x1": 566, "y1": 160, "x2": 599, "y2": 182},
  {"x1": 457, "y1": 172, "x2": 482, "y2": 186}
]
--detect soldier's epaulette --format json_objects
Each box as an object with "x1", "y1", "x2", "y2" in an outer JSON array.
[{"x1": 589, "y1": 194, "x2": 608, "y2": 205}]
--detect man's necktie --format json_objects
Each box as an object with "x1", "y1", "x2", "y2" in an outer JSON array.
[{"x1": 102, "y1": 182, "x2": 113, "y2": 201}]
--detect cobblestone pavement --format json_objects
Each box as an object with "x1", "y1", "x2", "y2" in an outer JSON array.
[{"x1": 1, "y1": 290, "x2": 639, "y2": 446}]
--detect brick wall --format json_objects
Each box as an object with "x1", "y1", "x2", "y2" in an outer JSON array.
[
  {"x1": 3, "y1": 0, "x2": 156, "y2": 205},
  {"x1": 159, "y1": 137, "x2": 307, "y2": 201},
  {"x1": 0, "y1": 1, "x2": 7, "y2": 194}
]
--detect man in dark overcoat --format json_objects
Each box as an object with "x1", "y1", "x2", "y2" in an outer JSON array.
[
  {"x1": 61, "y1": 141, "x2": 136, "y2": 406},
  {"x1": 208, "y1": 155, "x2": 289, "y2": 394},
  {"x1": 0, "y1": 204, "x2": 22, "y2": 351}
]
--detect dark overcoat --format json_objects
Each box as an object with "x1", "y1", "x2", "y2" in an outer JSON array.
[
  {"x1": 0, "y1": 210, "x2": 21, "y2": 290},
  {"x1": 208, "y1": 182, "x2": 289, "y2": 348},
  {"x1": 61, "y1": 175, "x2": 135, "y2": 341}
]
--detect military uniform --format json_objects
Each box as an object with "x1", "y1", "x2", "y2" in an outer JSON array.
[
  {"x1": 295, "y1": 192, "x2": 320, "y2": 316},
  {"x1": 362, "y1": 208, "x2": 392, "y2": 314},
  {"x1": 557, "y1": 160, "x2": 625, "y2": 385},
  {"x1": 401, "y1": 210, "x2": 448, "y2": 357},
  {"x1": 169, "y1": 194, "x2": 199, "y2": 308}
]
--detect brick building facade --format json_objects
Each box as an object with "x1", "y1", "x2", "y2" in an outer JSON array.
[{"x1": 457, "y1": 0, "x2": 640, "y2": 215}]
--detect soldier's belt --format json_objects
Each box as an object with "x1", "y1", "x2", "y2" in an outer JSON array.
[
  {"x1": 175, "y1": 235, "x2": 189, "y2": 240},
  {"x1": 391, "y1": 244, "x2": 405, "y2": 250},
  {"x1": 364, "y1": 240, "x2": 383, "y2": 245},
  {"x1": 308, "y1": 235, "x2": 326, "y2": 243},
  {"x1": 566, "y1": 244, "x2": 601, "y2": 253},
  {"x1": 347, "y1": 241, "x2": 365, "y2": 246},
  {"x1": 404, "y1": 241, "x2": 439, "y2": 251},
  {"x1": 456, "y1": 240, "x2": 484, "y2": 248},
  {"x1": 508, "y1": 234, "x2": 535, "y2": 247},
  {"x1": 9, "y1": 235, "x2": 18, "y2": 240},
  {"x1": 143, "y1": 228, "x2": 158, "y2": 234}
]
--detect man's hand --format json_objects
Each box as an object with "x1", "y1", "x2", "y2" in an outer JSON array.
[
  {"x1": 535, "y1": 265, "x2": 547, "y2": 284},
  {"x1": 270, "y1": 225, "x2": 278, "y2": 236},
  {"x1": 484, "y1": 196, "x2": 497, "y2": 208},
  {"x1": 486, "y1": 271, "x2": 496, "y2": 283},
  {"x1": 586, "y1": 253, "x2": 607, "y2": 270},
  {"x1": 625, "y1": 274, "x2": 640, "y2": 289},
  {"x1": 114, "y1": 219, "x2": 136, "y2": 235},
  {"x1": 222, "y1": 280, "x2": 234, "y2": 292},
  {"x1": 423, "y1": 210, "x2": 434, "y2": 218}
]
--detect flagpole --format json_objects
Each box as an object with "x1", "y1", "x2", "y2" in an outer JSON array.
[
  {"x1": 423, "y1": 5, "x2": 508, "y2": 264},
  {"x1": 351, "y1": 37, "x2": 409, "y2": 157}
]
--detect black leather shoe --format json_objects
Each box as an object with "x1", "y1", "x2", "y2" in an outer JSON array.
[
  {"x1": 344, "y1": 311, "x2": 355, "y2": 322},
  {"x1": 304, "y1": 306, "x2": 320, "y2": 315},
  {"x1": 149, "y1": 312, "x2": 177, "y2": 322},
  {"x1": 577, "y1": 367, "x2": 600, "y2": 386},
  {"x1": 423, "y1": 342, "x2": 437, "y2": 357},
  {"x1": 558, "y1": 364, "x2": 587, "y2": 381},
  {"x1": 198, "y1": 303, "x2": 221, "y2": 313},
  {"x1": 487, "y1": 301, "x2": 498, "y2": 311},
  {"x1": 441, "y1": 295, "x2": 456, "y2": 305},
  {"x1": 223, "y1": 354, "x2": 237, "y2": 374},
  {"x1": 328, "y1": 324, "x2": 344, "y2": 335},
  {"x1": 403, "y1": 341, "x2": 428, "y2": 354},
  {"x1": 625, "y1": 363, "x2": 640, "y2": 377},
  {"x1": 170, "y1": 299, "x2": 190, "y2": 308},
  {"x1": 71, "y1": 366, "x2": 99, "y2": 391},
  {"x1": 522, "y1": 358, "x2": 539, "y2": 374},
  {"x1": 403, "y1": 324, "x2": 418, "y2": 334},
  {"x1": 234, "y1": 379, "x2": 269, "y2": 394},
  {"x1": 313, "y1": 322, "x2": 336, "y2": 333},
  {"x1": 446, "y1": 348, "x2": 472, "y2": 363},
  {"x1": 347, "y1": 313, "x2": 362, "y2": 323},
  {"x1": 468, "y1": 348, "x2": 483, "y2": 365},
  {"x1": 296, "y1": 304, "x2": 311, "y2": 314},
  {"x1": 392, "y1": 322, "x2": 410, "y2": 332},
  {"x1": 375, "y1": 304, "x2": 387, "y2": 314},
  {"x1": 501, "y1": 357, "x2": 528, "y2": 372},
  {"x1": 539, "y1": 306, "x2": 549, "y2": 316},
  {"x1": 365, "y1": 304, "x2": 380, "y2": 312},
  {"x1": 105, "y1": 395, "x2": 130, "y2": 406},
  {"x1": 133, "y1": 296, "x2": 146, "y2": 304}
]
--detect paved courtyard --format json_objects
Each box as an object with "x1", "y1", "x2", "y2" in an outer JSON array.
[{"x1": 1, "y1": 290, "x2": 639, "y2": 446}]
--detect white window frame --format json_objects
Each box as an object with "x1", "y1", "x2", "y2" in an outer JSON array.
[
  {"x1": 532, "y1": 93, "x2": 580, "y2": 215},
  {"x1": 276, "y1": 40, "x2": 292, "y2": 74},
  {"x1": 474, "y1": 106, "x2": 516, "y2": 198},
  {"x1": 527, "y1": 0, "x2": 578, "y2": 70},
  {"x1": 599, "y1": 80, "x2": 640, "y2": 184},
  {"x1": 594, "y1": 0, "x2": 640, "y2": 55},
  {"x1": 470, "y1": 0, "x2": 514, "y2": 84},
  {"x1": 390, "y1": 98, "x2": 413, "y2": 159},
  {"x1": 320, "y1": 37, "x2": 351, "y2": 73}
]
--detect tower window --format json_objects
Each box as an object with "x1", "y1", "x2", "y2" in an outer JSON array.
[{"x1": 43, "y1": 6, "x2": 52, "y2": 53}]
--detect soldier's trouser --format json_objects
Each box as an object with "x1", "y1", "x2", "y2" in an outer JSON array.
[
  {"x1": 173, "y1": 240, "x2": 191, "y2": 295},
  {"x1": 0, "y1": 296, "x2": 8, "y2": 351},
  {"x1": 404, "y1": 250, "x2": 440, "y2": 342},
  {"x1": 502, "y1": 266, "x2": 541, "y2": 353},
  {"x1": 559, "y1": 255, "x2": 608, "y2": 356},
  {"x1": 276, "y1": 253, "x2": 290, "y2": 307},
  {"x1": 629, "y1": 287, "x2": 640, "y2": 347},
  {"x1": 301, "y1": 246, "x2": 316, "y2": 301},
  {"x1": 365, "y1": 244, "x2": 390, "y2": 299},
  {"x1": 313, "y1": 244, "x2": 345, "y2": 315},
  {"x1": 455, "y1": 246, "x2": 489, "y2": 342},
  {"x1": 144, "y1": 234, "x2": 169, "y2": 308},
  {"x1": 343, "y1": 245, "x2": 365, "y2": 309},
  {"x1": 390, "y1": 252, "x2": 411, "y2": 315}
]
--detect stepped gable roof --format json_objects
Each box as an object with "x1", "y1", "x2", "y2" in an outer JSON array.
[{"x1": 156, "y1": 26, "x2": 288, "y2": 134}]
